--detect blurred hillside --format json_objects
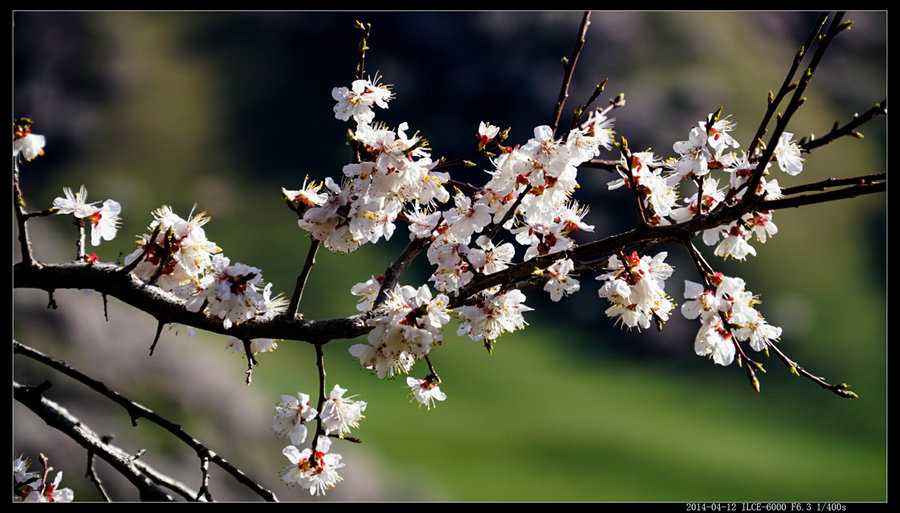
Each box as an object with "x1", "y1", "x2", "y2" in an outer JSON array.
[{"x1": 13, "y1": 12, "x2": 886, "y2": 501}]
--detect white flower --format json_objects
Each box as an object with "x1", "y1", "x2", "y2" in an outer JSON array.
[
  {"x1": 477, "y1": 121, "x2": 501, "y2": 149},
  {"x1": 319, "y1": 384, "x2": 366, "y2": 438},
  {"x1": 713, "y1": 223, "x2": 757, "y2": 261},
  {"x1": 597, "y1": 252, "x2": 674, "y2": 331},
  {"x1": 672, "y1": 126, "x2": 711, "y2": 179},
  {"x1": 406, "y1": 376, "x2": 447, "y2": 410},
  {"x1": 733, "y1": 312, "x2": 782, "y2": 352},
  {"x1": 13, "y1": 133, "x2": 46, "y2": 162},
  {"x1": 332, "y1": 75, "x2": 392, "y2": 124},
  {"x1": 542, "y1": 258, "x2": 580, "y2": 302},
  {"x1": 681, "y1": 280, "x2": 725, "y2": 324},
  {"x1": 467, "y1": 235, "x2": 514, "y2": 275},
  {"x1": 350, "y1": 275, "x2": 384, "y2": 312},
  {"x1": 184, "y1": 254, "x2": 271, "y2": 330},
  {"x1": 694, "y1": 317, "x2": 736, "y2": 366},
  {"x1": 743, "y1": 211, "x2": 778, "y2": 243},
  {"x1": 281, "y1": 437, "x2": 345, "y2": 496},
  {"x1": 13, "y1": 119, "x2": 46, "y2": 162},
  {"x1": 273, "y1": 392, "x2": 318, "y2": 446},
  {"x1": 52, "y1": 185, "x2": 97, "y2": 218},
  {"x1": 405, "y1": 201, "x2": 442, "y2": 240},
  {"x1": 282, "y1": 175, "x2": 327, "y2": 208},
  {"x1": 773, "y1": 132, "x2": 804, "y2": 176},
  {"x1": 444, "y1": 192, "x2": 493, "y2": 239},
  {"x1": 124, "y1": 206, "x2": 222, "y2": 293},
  {"x1": 85, "y1": 199, "x2": 122, "y2": 246},
  {"x1": 13, "y1": 455, "x2": 39, "y2": 485},
  {"x1": 350, "y1": 285, "x2": 450, "y2": 378},
  {"x1": 702, "y1": 114, "x2": 740, "y2": 156}
]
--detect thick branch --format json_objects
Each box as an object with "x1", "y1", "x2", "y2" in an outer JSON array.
[
  {"x1": 14, "y1": 340, "x2": 279, "y2": 502},
  {"x1": 13, "y1": 261, "x2": 369, "y2": 344},
  {"x1": 14, "y1": 380, "x2": 174, "y2": 501}
]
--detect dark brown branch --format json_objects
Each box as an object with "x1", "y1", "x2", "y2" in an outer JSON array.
[
  {"x1": 286, "y1": 238, "x2": 321, "y2": 319},
  {"x1": 801, "y1": 100, "x2": 887, "y2": 152},
  {"x1": 483, "y1": 184, "x2": 532, "y2": 243},
  {"x1": 310, "y1": 343, "x2": 328, "y2": 457},
  {"x1": 569, "y1": 78, "x2": 608, "y2": 132},
  {"x1": 550, "y1": 11, "x2": 592, "y2": 135},
  {"x1": 14, "y1": 261, "x2": 370, "y2": 344},
  {"x1": 13, "y1": 167, "x2": 36, "y2": 267},
  {"x1": 86, "y1": 451, "x2": 113, "y2": 502},
  {"x1": 745, "y1": 12, "x2": 828, "y2": 159},
  {"x1": 14, "y1": 380, "x2": 174, "y2": 501},
  {"x1": 778, "y1": 172, "x2": 884, "y2": 196},
  {"x1": 372, "y1": 236, "x2": 429, "y2": 309},
  {"x1": 766, "y1": 341, "x2": 857, "y2": 398},
  {"x1": 744, "y1": 12, "x2": 849, "y2": 204},
  {"x1": 14, "y1": 341, "x2": 278, "y2": 501}
]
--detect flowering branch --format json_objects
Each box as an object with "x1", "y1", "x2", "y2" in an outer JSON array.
[
  {"x1": 13, "y1": 11, "x2": 885, "y2": 500},
  {"x1": 745, "y1": 13, "x2": 828, "y2": 160},
  {"x1": 743, "y1": 13, "x2": 851, "y2": 204}
]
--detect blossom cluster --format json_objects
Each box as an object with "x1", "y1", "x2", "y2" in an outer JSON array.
[
  {"x1": 596, "y1": 251, "x2": 675, "y2": 331},
  {"x1": 681, "y1": 272, "x2": 782, "y2": 366},
  {"x1": 291, "y1": 75, "x2": 622, "y2": 378},
  {"x1": 285, "y1": 76, "x2": 449, "y2": 254},
  {"x1": 124, "y1": 205, "x2": 286, "y2": 331},
  {"x1": 455, "y1": 287, "x2": 532, "y2": 345},
  {"x1": 420, "y1": 114, "x2": 611, "y2": 298},
  {"x1": 349, "y1": 282, "x2": 451, "y2": 379},
  {"x1": 611, "y1": 114, "x2": 802, "y2": 261},
  {"x1": 13, "y1": 455, "x2": 74, "y2": 503},
  {"x1": 274, "y1": 385, "x2": 366, "y2": 496}
]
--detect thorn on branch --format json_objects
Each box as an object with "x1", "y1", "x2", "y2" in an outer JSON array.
[
  {"x1": 47, "y1": 289, "x2": 57, "y2": 310},
  {"x1": 242, "y1": 339, "x2": 257, "y2": 385},
  {"x1": 149, "y1": 321, "x2": 165, "y2": 356}
]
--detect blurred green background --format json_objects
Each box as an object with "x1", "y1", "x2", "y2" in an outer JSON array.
[{"x1": 13, "y1": 11, "x2": 885, "y2": 502}]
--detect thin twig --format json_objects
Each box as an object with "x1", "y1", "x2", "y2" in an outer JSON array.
[
  {"x1": 310, "y1": 343, "x2": 327, "y2": 457},
  {"x1": 372, "y1": 236, "x2": 429, "y2": 309},
  {"x1": 86, "y1": 451, "x2": 113, "y2": 502},
  {"x1": 286, "y1": 238, "x2": 320, "y2": 319},
  {"x1": 801, "y1": 100, "x2": 887, "y2": 152},
  {"x1": 744, "y1": 12, "x2": 849, "y2": 204},
  {"x1": 766, "y1": 341, "x2": 857, "y2": 398},
  {"x1": 745, "y1": 12, "x2": 828, "y2": 159},
  {"x1": 550, "y1": 11, "x2": 592, "y2": 136}
]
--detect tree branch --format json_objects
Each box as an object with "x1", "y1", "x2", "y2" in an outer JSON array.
[
  {"x1": 14, "y1": 341, "x2": 279, "y2": 501},
  {"x1": 14, "y1": 380, "x2": 175, "y2": 501}
]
